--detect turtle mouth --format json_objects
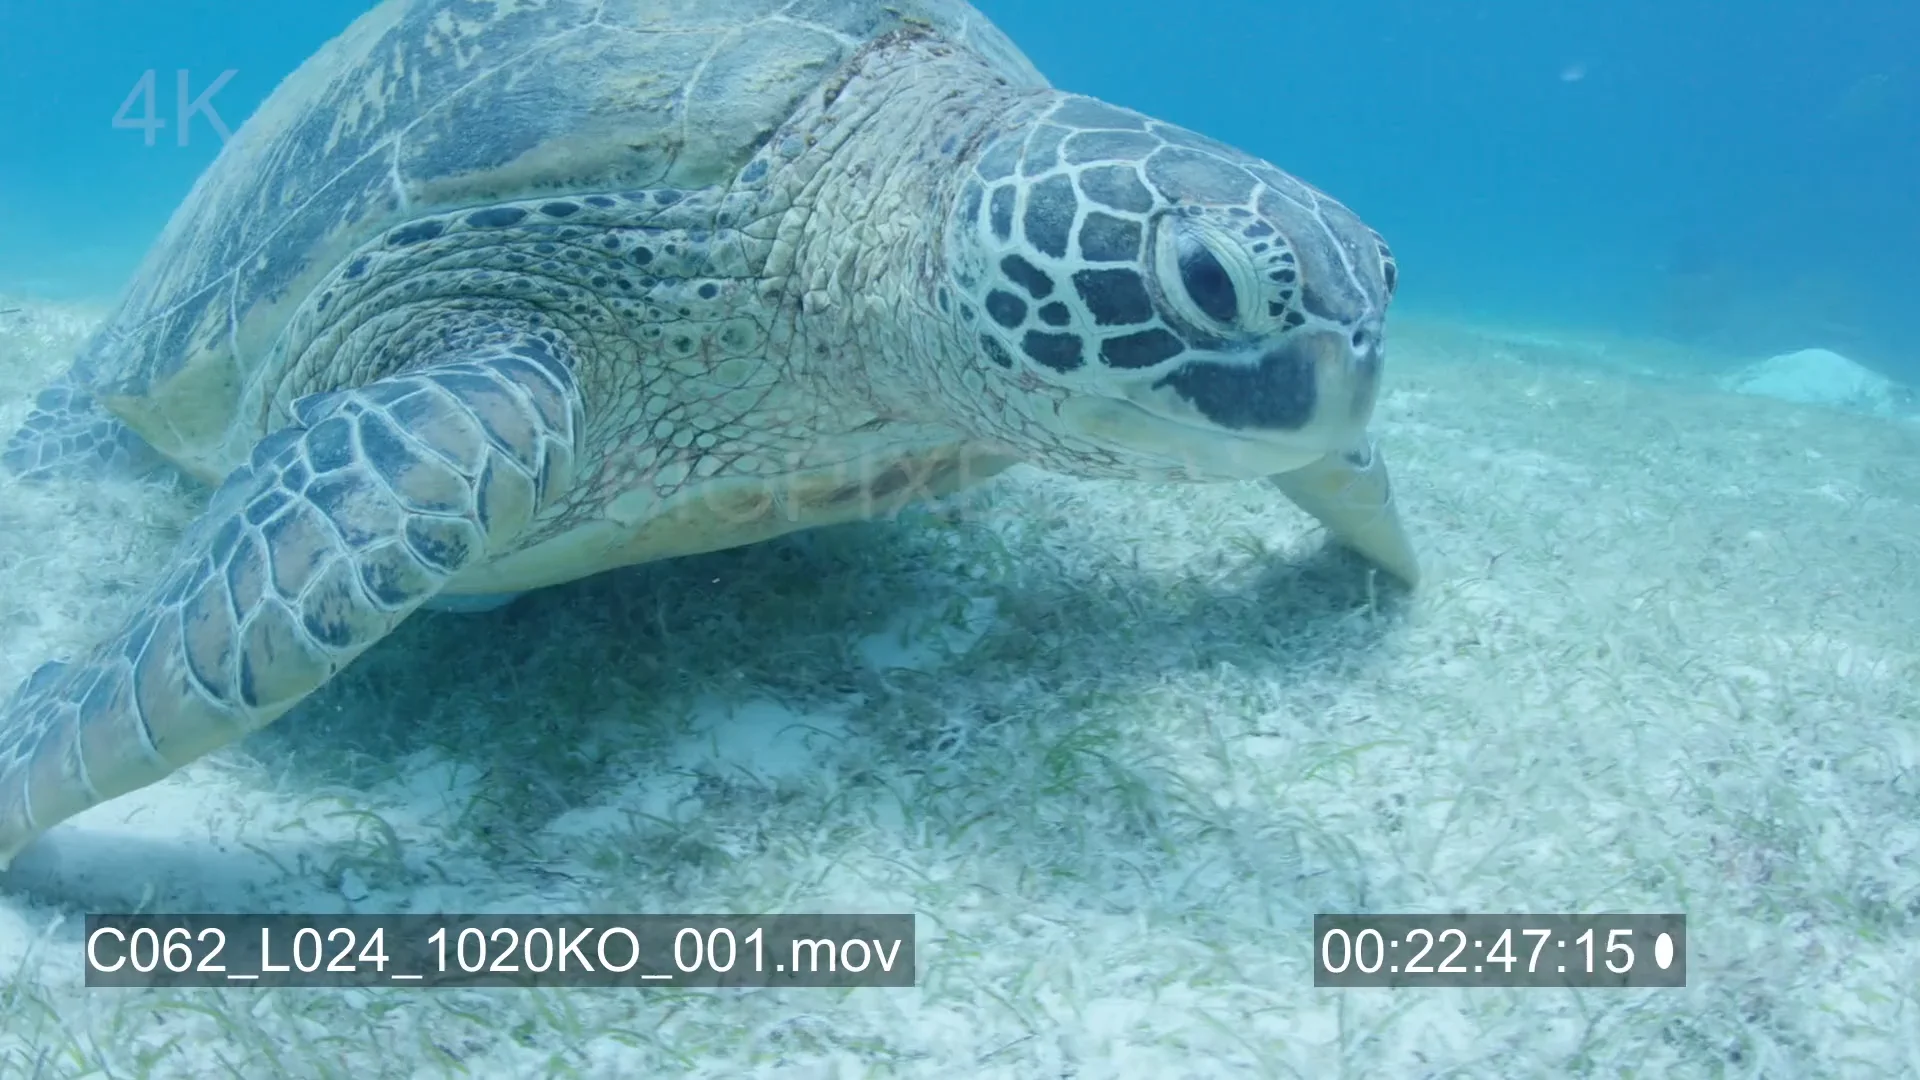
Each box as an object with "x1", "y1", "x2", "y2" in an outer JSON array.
[{"x1": 1056, "y1": 395, "x2": 1331, "y2": 479}]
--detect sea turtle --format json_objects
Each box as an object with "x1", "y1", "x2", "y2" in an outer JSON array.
[{"x1": 0, "y1": 0, "x2": 1413, "y2": 868}]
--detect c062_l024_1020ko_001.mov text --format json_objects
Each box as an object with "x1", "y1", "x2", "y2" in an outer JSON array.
[
  {"x1": 81, "y1": 913, "x2": 914, "y2": 988},
  {"x1": 78, "y1": 911, "x2": 1686, "y2": 989}
]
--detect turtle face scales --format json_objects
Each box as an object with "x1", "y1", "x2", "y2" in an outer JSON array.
[{"x1": 942, "y1": 94, "x2": 1398, "y2": 481}]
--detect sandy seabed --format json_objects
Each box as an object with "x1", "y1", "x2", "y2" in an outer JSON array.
[{"x1": 0, "y1": 297, "x2": 1915, "y2": 1078}]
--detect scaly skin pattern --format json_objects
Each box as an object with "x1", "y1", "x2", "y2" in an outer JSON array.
[{"x1": 0, "y1": 24, "x2": 1400, "y2": 866}]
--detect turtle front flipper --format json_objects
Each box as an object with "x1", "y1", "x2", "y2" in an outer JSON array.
[
  {"x1": 1268, "y1": 437, "x2": 1419, "y2": 587},
  {"x1": 3, "y1": 370, "x2": 161, "y2": 481},
  {"x1": 0, "y1": 337, "x2": 582, "y2": 868}
]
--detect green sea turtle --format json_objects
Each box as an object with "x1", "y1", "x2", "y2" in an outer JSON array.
[{"x1": 0, "y1": 0, "x2": 1413, "y2": 867}]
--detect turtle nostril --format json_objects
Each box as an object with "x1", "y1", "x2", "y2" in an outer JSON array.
[
  {"x1": 1351, "y1": 327, "x2": 1372, "y2": 351},
  {"x1": 1355, "y1": 348, "x2": 1379, "y2": 375}
]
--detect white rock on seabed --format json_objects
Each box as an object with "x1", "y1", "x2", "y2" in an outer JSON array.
[{"x1": 1721, "y1": 347, "x2": 1917, "y2": 420}]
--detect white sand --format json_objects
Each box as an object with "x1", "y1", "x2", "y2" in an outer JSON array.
[
  {"x1": 1722, "y1": 346, "x2": 1917, "y2": 420},
  {"x1": 1, "y1": 302, "x2": 1916, "y2": 1077}
]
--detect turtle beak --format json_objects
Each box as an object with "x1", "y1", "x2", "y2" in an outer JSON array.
[{"x1": 1267, "y1": 436, "x2": 1419, "y2": 587}]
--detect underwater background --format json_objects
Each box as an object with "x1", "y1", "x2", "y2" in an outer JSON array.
[
  {"x1": 0, "y1": 2, "x2": 1917, "y2": 1076},
  {"x1": 0, "y1": 0, "x2": 1916, "y2": 376}
]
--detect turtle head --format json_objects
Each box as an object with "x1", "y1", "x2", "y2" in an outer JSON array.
[{"x1": 940, "y1": 95, "x2": 1397, "y2": 481}]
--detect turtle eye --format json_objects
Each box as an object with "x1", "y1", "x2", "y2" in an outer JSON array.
[
  {"x1": 1374, "y1": 235, "x2": 1398, "y2": 298},
  {"x1": 1176, "y1": 230, "x2": 1239, "y2": 325}
]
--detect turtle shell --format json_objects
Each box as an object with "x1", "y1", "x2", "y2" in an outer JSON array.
[{"x1": 76, "y1": 0, "x2": 1045, "y2": 478}]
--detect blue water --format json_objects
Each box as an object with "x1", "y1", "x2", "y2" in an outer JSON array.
[{"x1": 0, "y1": 0, "x2": 1914, "y2": 375}]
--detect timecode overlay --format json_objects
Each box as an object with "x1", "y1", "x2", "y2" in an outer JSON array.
[
  {"x1": 1314, "y1": 913, "x2": 1686, "y2": 988},
  {"x1": 85, "y1": 914, "x2": 915, "y2": 989}
]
